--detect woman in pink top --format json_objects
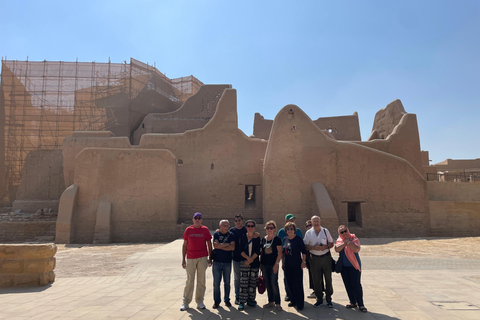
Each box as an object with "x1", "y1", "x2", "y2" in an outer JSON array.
[{"x1": 334, "y1": 225, "x2": 367, "y2": 313}]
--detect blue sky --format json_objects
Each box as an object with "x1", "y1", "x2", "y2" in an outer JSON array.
[{"x1": 2, "y1": 0, "x2": 479, "y2": 164}]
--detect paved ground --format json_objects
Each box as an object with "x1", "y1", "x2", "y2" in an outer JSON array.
[{"x1": 1, "y1": 237, "x2": 480, "y2": 319}]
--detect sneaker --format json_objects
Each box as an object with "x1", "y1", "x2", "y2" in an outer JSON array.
[
  {"x1": 284, "y1": 296, "x2": 290, "y2": 302},
  {"x1": 238, "y1": 303, "x2": 245, "y2": 310},
  {"x1": 314, "y1": 300, "x2": 323, "y2": 308},
  {"x1": 288, "y1": 301, "x2": 296, "y2": 307},
  {"x1": 197, "y1": 302, "x2": 206, "y2": 309},
  {"x1": 235, "y1": 298, "x2": 240, "y2": 305},
  {"x1": 212, "y1": 303, "x2": 219, "y2": 309},
  {"x1": 247, "y1": 300, "x2": 257, "y2": 307},
  {"x1": 327, "y1": 301, "x2": 333, "y2": 308},
  {"x1": 180, "y1": 303, "x2": 189, "y2": 311},
  {"x1": 276, "y1": 304, "x2": 283, "y2": 311},
  {"x1": 307, "y1": 292, "x2": 316, "y2": 299},
  {"x1": 225, "y1": 301, "x2": 232, "y2": 307}
]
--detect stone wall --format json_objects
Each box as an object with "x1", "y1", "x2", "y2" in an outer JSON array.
[
  {"x1": 0, "y1": 211, "x2": 57, "y2": 242},
  {"x1": 0, "y1": 243, "x2": 56, "y2": 287},
  {"x1": 0, "y1": 222, "x2": 56, "y2": 243}
]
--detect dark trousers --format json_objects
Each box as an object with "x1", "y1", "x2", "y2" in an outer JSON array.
[
  {"x1": 263, "y1": 264, "x2": 281, "y2": 305},
  {"x1": 310, "y1": 253, "x2": 333, "y2": 302},
  {"x1": 306, "y1": 256, "x2": 314, "y2": 290},
  {"x1": 285, "y1": 265, "x2": 304, "y2": 309},
  {"x1": 341, "y1": 266, "x2": 364, "y2": 306},
  {"x1": 283, "y1": 275, "x2": 292, "y2": 299}
]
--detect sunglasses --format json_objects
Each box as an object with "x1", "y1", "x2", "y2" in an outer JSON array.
[
  {"x1": 306, "y1": 225, "x2": 312, "y2": 228},
  {"x1": 246, "y1": 225, "x2": 255, "y2": 228},
  {"x1": 194, "y1": 217, "x2": 202, "y2": 220},
  {"x1": 286, "y1": 228, "x2": 295, "y2": 231},
  {"x1": 340, "y1": 230, "x2": 348, "y2": 234},
  {"x1": 266, "y1": 227, "x2": 275, "y2": 230}
]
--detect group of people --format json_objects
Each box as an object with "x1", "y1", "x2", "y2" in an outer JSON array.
[{"x1": 180, "y1": 212, "x2": 367, "y2": 313}]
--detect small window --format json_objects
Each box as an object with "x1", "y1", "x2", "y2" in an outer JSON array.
[
  {"x1": 348, "y1": 202, "x2": 362, "y2": 227},
  {"x1": 245, "y1": 185, "x2": 256, "y2": 208}
]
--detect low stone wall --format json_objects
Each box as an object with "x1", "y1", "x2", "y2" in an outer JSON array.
[
  {"x1": 0, "y1": 243, "x2": 56, "y2": 287},
  {"x1": 0, "y1": 222, "x2": 56, "y2": 243}
]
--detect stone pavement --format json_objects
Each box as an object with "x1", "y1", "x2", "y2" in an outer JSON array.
[{"x1": 1, "y1": 239, "x2": 480, "y2": 320}]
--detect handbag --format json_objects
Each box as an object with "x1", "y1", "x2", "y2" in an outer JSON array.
[
  {"x1": 257, "y1": 270, "x2": 266, "y2": 294},
  {"x1": 324, "y1": 229, "x2": 337, "y2": 271},
  {"x1": 334, "y1": 253, "x2": 343, "y2": 273}
]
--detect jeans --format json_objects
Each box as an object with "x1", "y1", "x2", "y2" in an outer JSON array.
[
  {"x1": 233, "y1": 260, "x2": 241, "y2": 300},
  {"x1": 263, "y1": 264, "x2": 281, "y2": 305},
  {"x1": 212, "y1": 261, "x2": 232, "y2": 304}
]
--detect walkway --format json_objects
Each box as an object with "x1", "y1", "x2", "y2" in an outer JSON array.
[{"x1": 1, "y1": 239, "x2": 480, "y2": 319}]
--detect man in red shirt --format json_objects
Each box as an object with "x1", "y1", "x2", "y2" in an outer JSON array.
[{"x1": 180, "y1": 212, "x2": 213, "y2": 311}]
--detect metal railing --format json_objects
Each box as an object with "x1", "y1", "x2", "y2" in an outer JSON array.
[{"x1": 426, "y1": 173, "x2": 479, "y2": 182}]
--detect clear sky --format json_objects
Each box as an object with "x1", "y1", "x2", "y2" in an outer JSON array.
[{"x1": 2, "y1": 0, "x2": 479, "y2": 164}]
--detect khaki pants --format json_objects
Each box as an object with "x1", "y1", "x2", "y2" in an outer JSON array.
[{"x1": 183, "y1": 257, "x2": 208, "y2": 305}]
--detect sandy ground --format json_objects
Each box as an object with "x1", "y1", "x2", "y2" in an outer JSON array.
[{"x1": 54, "y1": 237, "x2": 480, "y2": 279}]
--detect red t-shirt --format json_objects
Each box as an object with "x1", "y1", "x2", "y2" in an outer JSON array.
[{"x1": 183, "y1": 225, "x2": 212, "y2": 259}]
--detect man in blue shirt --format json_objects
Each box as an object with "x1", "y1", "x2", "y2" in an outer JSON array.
[
  {"x1": 277, "y1": 213, "x2": 303, "y2": 302},
  {"x1": 211, "y1": 220, "x2": 235, "y2": 308}
]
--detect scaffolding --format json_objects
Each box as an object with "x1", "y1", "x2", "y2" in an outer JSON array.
[{"x1": 0, "y1": 58, "x2": 203, "y2": 203}]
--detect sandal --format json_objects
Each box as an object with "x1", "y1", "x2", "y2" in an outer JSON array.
[
  {"x1": 359, "y1": 306, "x2": 368, "y2": 313},
  {"x1": 346, "y1": 303, "x2": 357, "y2": 308},
  {"x1": 263, "y1": 302, "x2": 275, "y2": 308}
]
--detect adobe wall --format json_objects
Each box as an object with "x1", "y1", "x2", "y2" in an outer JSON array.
[
  {"x1": 253, "y1": 113, "x2": 274, "y2": 140},
  {"x1": 70, "y1": 148, "x2": 178, "y2": 243},
  {"x1": 13, "y1": 150, "x2": 65, "y2": 212},
  {"x1": 0, "y1": 243, "x2": 56, "y2": 287},
  {"x1": 428, "y1": 181, "x2": 480, "y2": 202},
  {"x1": 62, "y1": 132, "x2": 131, "y2": 187},
  {"x1": 429, "y1": 201, "x2": 480, "y2": 236},
  {"x1": 434, "y1": 158, "x2": 480, "y2": 170},
  {"x1": 370, "y1": 99, "x2": 406, "y2": 139},
  {"x1": 312, "y1": 113, "x2": 361, "y2": 141},
  {"x1": 354, "y1": 113, "x2": 424, "y2": 175},
  {"x1": 253, "y1": 112, "x2": 361, "y2": 141},
  {"x1": 139, "y1": 89, "x2": 267, "y2": 223},
  {"x1": 132, "y1": 85, "x2": 231, "y2": 144},
  {"x1": 263, "y1": 105, "x2": 429, "y2": 236}
]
